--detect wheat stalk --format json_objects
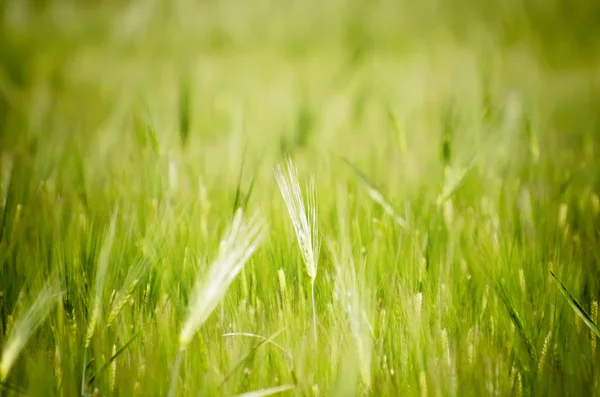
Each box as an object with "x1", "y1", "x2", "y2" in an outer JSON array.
[
  {"x1": 326, "y1": 184, "x2": 373, "y2": 388},
  {"x1": 274, "y1": 155, "x2": 320, "y2": 347},
  {"x1": 169, "y1": 209, "x2": 265, "y2": 397},
  {"x1": 328, "y1": 237, "x2": 373, "y2": 389}
]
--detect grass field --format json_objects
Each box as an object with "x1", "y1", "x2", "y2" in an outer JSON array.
[{"x1": 1, "y1": 1, "x2": 600, "y2": 396}]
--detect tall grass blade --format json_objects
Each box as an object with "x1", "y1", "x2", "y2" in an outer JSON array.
[
  {"x1": 550, "y1": 270, "x2": 600, "y2": 338},
  {"x1": 223, "y1": 332, "x2": 292, "y2": 359},
  {"x1": 233, "y1": 151, "x2": 247, "y2": 214},
  {"x1": 221, "y1": 329, "x2": 285, "y2": 386},
  {"x1": 495, "y1": 280, "x2": 536, "y2": 362},
  {"x1": 87, "y1": 332, "x2": 140, "y2": 387},
  {"x1": 85, "y1": 207, "x2": 119, "y2": 347},
  {"x1": 342, "y1": 157, "x2": 408, "y2": 229},
  {"x1": 178, "y1": 74, "x2": 191, "y2": 148}
]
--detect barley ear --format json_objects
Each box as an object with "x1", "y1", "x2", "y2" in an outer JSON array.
[
  {"x1": 274, "y1": 155, "x2": 319, "y2": 280},
  {"x1": 179, "y1": 209, "x2": 265, "y2": 350},
  {"x1": 274, "y1": 155, "x2": 320, "y2": 348},
  {"x1": 1, "y1": 278, "x2": 61, "y2": 381}
]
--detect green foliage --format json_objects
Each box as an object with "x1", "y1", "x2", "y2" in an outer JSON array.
[{"x1": 1, "y1": 0, "x2": 600, "y2": 396}]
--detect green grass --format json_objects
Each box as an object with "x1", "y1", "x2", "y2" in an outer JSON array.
[{"x1": 1, "y1": 0, "x2": 600, "y2": 396}]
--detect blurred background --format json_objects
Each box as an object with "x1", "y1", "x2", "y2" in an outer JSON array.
[{"x1": 1, "y1": 0, "x2": 600, "y2": 200}]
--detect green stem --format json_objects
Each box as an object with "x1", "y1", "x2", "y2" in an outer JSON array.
[
  {"x1": 311, "y1": 281, "x2": 317, "y2": 352},
  {"x1": 168, "y1": 350, "x2": 183, "y2": 397}
]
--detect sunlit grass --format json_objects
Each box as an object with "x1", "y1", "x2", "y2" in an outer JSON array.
[{"x1": 1, "y1": 1, "x2": 600, "y2": 396}]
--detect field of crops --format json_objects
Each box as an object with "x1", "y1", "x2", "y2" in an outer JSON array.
[{"x1": 1, "y1": 1, "x2": 600, "y2": 396}]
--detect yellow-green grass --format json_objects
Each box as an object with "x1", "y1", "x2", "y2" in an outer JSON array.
[{"x1": 1, "y1": 0, "x2": 600, "y2": 395}]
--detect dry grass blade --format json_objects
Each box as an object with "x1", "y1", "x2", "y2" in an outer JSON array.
[
  {"x1": 232, "y1": 384, "x2": 296, "y2": 397},
  {"x1": 221, "y1": 329, "x2": 286, "y2": 386},
  {"x1": 1, "y1": 278, "x2": 61, "y2": 381},
  {"x1": 222, "y1": 332, "x2": 292, "y2": 359},
  {"x1": 550, "y1": 270, "x2": 600, "y2": 338},
  {"x1": 179, "y1": 209, "x2": 265, "y2": 350}
]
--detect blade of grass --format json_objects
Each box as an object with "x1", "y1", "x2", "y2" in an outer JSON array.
[
  {"x1": 495, "y1": 279, "x2": 536, "y2": 362},
  {"x1": 222, "y1": 332, "x2": 292, "y2": 359},
  {"x1": 178, "y1": 73, "x2": 191, "y2": 148},
  {"x1": 220, "y1": 329, "x2": 285, "y2": 386},
  {"x1": 86, "y1": 206, "x2": 119, "y2": 347},
  {"x1": 86, "y1": 332, "x2": 140, "y2": 386},
  {"x1": 550, "y1": 270, "x2": 600, "y2": 338},
  {"x1": 342, "y1": 157, "x2": 408, "y2": 229},
  {"x1": 232, "y1": 384, "x2": 296, "y2": 397},
  {"x1": 241, "y1": 147, "x2": 266, "y2": 212}
]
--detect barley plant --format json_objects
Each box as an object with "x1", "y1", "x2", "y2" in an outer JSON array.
[
  {"x1": 1, "y1": 0, "x2": 600, "y2": 396},
  {"x1": 274, "y1": 156, "x2": 320, "y2": 350}
]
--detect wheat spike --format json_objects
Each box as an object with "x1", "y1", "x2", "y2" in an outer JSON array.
[
  {"x1": 1, "y1": 278, "x2": 61, "y2": 381},
  {"x1": 274, "y1": 155, "x2": 319, "y2": 280},
  {"x1": 274, "y1": 155, "x2": 320, "y2": 348},
  {"x1": 179, "y1": 209, "x2": 265, "y2": 350}
]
